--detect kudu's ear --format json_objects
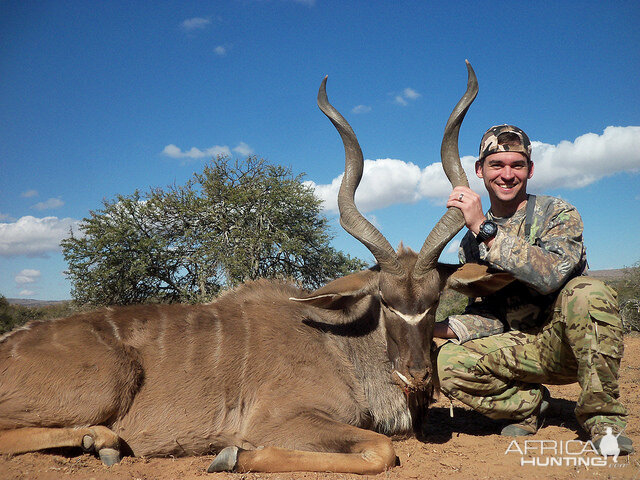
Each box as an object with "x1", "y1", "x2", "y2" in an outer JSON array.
[
  {"x1": 445, "y1": 263, "x2": 515, "y2": 297},
  {"x1": 290, "y1": 269, "x2": 379, "y2": 310}
]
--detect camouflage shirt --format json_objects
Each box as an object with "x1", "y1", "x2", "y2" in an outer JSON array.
[{"x1": 447, "y1": 194, "x2": 588, "y2": 343}]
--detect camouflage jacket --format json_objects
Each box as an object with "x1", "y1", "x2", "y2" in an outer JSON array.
[{"x1": 447, "y1": 194, "x2": 588, "y2": 343}]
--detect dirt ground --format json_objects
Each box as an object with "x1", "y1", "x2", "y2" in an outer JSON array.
[{"x1": 2, "y1": 336, "x2": 639, "y2": 480}]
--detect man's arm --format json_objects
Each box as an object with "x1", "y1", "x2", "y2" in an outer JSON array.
[
  {"x1": 447, "y1": 188, "x2": 585, "y2": 295},
  {"x1": 481, "y1": 203, "x2": 585, "y2": 294},
  {"x1": 434, "y1": 291, "x2": 506, "y2": 344},
  {"x1": 435, "y1": 310, "x2": 506, "y2": 344}
]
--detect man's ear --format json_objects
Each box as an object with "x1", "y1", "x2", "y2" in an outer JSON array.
[
  {"x1": 290, "y1": 269, "x2": 379, "y2": 310},
  {"x1": 475, "y1": 160, "x2": 484, "y2": 178},
  {"x1": 528, "y1": 161, "x2": 534, "y2": 179}
]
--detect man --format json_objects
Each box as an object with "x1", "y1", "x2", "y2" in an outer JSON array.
[{"x1": 434, "y1": 124, "x2": 633, "y2": 454}]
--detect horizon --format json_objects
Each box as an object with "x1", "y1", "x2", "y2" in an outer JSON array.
[{"x1": 1, "y1": 1, "x2": 639, "y2": 301}]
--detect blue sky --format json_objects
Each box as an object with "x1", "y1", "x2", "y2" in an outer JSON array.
[{"x1": 1, "y1": 1, "x2": 639, "y2": 300}]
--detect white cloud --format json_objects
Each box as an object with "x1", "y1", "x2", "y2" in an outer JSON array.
[
  {"x1": 162, "y1": 144, "x2": 232, "y2": 159},
  {"x1": 180, "y1": 17, "x2": 211, "y2": 31},
  {"x1": 352, "y1": 105, "x2": 372, "y2": 114},
  {"x1": 15, "y1": 269, "x2": 41, "y2": 284},
  {"x1": 307, "y1": 158, "x2": 432, "y2": 212},
  {"x1": 308, "y1": 126, "x2": 640, "y2": 212},
  {"x1": 31, "y1": 198, "x2": 64, "y2": 211},
  {"x1": 21, "y1": 189, "x2": 38, "y2": 198},
  {"x1": 527, "y1": 126, "x2": 640, "y2": 190},
  {"x1": 162, "y1": 142, "x2": 254, "y2": 160},
  {"x1": 19, "y1": 289, "x2": 35, "y2": 297},
  {"x1": 233, "y1": 142, "x2": 254, "y2": 156},
  {"x1": 446, "y1": 239, "x2": 461, "y2": 254},
  {"x1": 214, "y1": 45, "x2": 227, "y2": 56},
  {"x1": 0, "y1": 216, "x2": 80, "y2": 257},
  {"x1": 394, "y1": 87, "x2": 421, "y2": 106},
  {"x1": 394, "y1": 95, "x2": 408, "y2": 106},
  {"x1": 403, "y1": 88, "x2": 421, "y2": 100}
]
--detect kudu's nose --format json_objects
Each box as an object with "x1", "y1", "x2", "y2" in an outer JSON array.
[{"x1": 407, "y1": 362, "x2": 432, "y2": 387}]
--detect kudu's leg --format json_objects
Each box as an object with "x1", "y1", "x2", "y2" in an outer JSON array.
[
  {"x1": 208, "y1": 417, "x2": 396, "y2": 474},
  {"x1": 0, "y1": 425, "x2": 122, "y2": 465},
  {"x1": 0, "y1": 332, "x2": 143, "y2": 465}
]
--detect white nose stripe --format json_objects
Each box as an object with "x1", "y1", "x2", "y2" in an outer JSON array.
[{"x1": 386, "y1": 306, "x2": 432, "y2": 325}]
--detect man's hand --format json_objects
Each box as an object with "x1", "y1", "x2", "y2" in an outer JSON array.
[
  {"x1": 446, "y1": 186, "x2": 486, "y2": 235},
  {"x1": 434, "y1": 321, "x2": 456, "y2": 339}
]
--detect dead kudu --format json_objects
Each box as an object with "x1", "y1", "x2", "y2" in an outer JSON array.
[{"x1": 0, "y1": 62, "x2": 499, "y2": 474}]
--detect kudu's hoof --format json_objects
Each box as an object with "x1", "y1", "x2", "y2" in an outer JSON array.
[
  {"x1": 81, "y1": 434, "x2": 95, "y2": 451},
  {"x1": 98, "y1": 447, "x2": 121, "y2": 466},
  {"x1": 207, "y1": 446, "x2": 239, "y2": 472}
]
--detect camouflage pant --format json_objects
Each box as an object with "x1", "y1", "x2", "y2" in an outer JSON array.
[{"x1": 437, "y1": 276, "x2": 627, "y2": 432}]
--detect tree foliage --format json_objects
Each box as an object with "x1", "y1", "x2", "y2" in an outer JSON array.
[
  {"x1": 62, "y1": 156, "x2": 367, "y2": 306},
  {"x1": 0, "y1": 295, "x2": 23, "y2": 335},
  {"x1": 435, "y1": 288, "x2": 468, "y2": 324},
  {"x1": 0, "y1": 296, "x2": 81, "y2": 335},
  {"x1": 609, "y1": 261, "x2": 640, "y2": 333}
]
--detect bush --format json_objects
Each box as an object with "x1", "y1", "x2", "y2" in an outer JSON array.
[
  {"x1": 620, "y1": 299, "x2": 640, "y2": 333},
  {"x1": 607, "y1": 261, "x2": 640, "y2": 333},
  {"x1": 0, "y1": 296, "x2": 81, "y2": 335},
  {"x1": 436, "y1": 288, "x2": 468, "y2": 323},
  {"x1": 62, "y1": 156, "x2": 366, "y2": 306}
]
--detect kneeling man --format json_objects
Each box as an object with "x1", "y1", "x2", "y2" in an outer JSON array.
[{"x1": 434, "y1": 125, "x2": 633, "y2": 455}]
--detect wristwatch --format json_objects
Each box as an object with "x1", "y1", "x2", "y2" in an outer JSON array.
[{"x1": 476, "y1": 220, "x2": 498, "y2": 243}]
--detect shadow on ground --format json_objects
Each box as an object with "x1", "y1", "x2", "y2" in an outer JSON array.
[{"x1": 418, "y1": 396, "x2": 583, "y2": 444}]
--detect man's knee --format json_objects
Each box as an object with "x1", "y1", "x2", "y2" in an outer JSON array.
[
  {"x1": 437, "y1": 343, "x2": 463, "y2": 395},
  {"x1": 562, "y1": 276, "x2": 617, "y2": 304},
  {"x1": 436, "y1": 342, "x2": 483, "y2": 395},
  {"x1": 561, "y1": 276, "x2": 621, "y2": 328},
  {"x1": 437, "y1": 343, "x2": 453, "y2": 391},
  {"x1": 561, "y1": 276, "x2": 624, "y2": 359}
]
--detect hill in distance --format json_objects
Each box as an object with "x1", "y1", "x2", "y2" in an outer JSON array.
[
  {"x1": 6, "y1": 298, "x2": 70, "y2": 307},
  {"x1": 6, "y1": 269, "x2": 628, "y2": 306}
]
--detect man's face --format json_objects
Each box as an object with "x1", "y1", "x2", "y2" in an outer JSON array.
[{"x1": 475, "y1": 151, "x2": 534, "y2": 207}]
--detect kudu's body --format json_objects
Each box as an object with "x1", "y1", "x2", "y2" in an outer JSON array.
[
  {"x1": 0, "y1": 279, "x2": 415, "y2": 472},
  {"x1": 0, "y1": 62, "x2": 501, "y2": 474}
]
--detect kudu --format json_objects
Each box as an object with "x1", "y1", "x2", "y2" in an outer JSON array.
[{"x1": 0, "y1": 61, "x2": 497, "y2": 474}]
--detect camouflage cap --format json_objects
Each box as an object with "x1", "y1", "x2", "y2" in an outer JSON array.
[{"x1": 479, "y1": 124, "x2": 532, "y2": 161}]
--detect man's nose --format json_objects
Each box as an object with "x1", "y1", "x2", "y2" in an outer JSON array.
[{"x1": 501, "y1": 166, "x2": 514, "y2": 179}]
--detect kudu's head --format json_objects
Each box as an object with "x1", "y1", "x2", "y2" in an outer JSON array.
[{"x1": 294, "y1": 62, "x2": 478, "y2": 393}]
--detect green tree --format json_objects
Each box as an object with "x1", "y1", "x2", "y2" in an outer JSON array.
[
  {"x1": 435, "y1": 288, "x2": 468, "y2": 323},
  {"x1": 610, "y1": 261, "x2": 640, "y2": 333},
  {"x1": 0, "y1": 296, "x2": 81, "y2": 335},
  {"x1": 62, "y1": 156, "x2": 367, "y2": 306},
  {"x1": 0, "y1": 295, "x2": 21, "y2": 334}
]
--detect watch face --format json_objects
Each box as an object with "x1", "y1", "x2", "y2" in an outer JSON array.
[{"x1": 482, "y1": 221, "x2": 497, "y2": 236}]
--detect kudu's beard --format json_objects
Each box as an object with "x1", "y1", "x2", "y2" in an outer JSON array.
[{"x1": 402, "y1": 341, "x2": 440, "y2": 437}]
